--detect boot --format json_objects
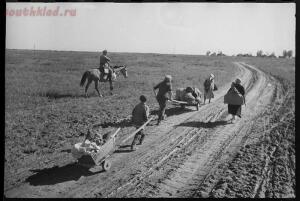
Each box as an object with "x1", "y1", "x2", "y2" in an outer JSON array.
[
  {"x1": 137, "y1": 135, "x2": 145, "y2": 145},
  {"x1": 131, "y1": 145, "x2": 137, "y2": 151}
]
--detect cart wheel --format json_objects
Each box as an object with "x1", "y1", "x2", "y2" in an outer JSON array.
[{"x1": 102, "y1": 160, "x2": 111, "y2": 171}]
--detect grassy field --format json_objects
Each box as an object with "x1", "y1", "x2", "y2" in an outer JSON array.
[{"x1": 5, "y1": 50, "x2": 239, "y2": 179}]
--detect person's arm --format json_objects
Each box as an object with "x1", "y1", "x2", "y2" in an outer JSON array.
[
  {"x1": 242, "y1": 86, "x2": 246, "y2": 106},
  {"x1": 144, "y1": 106, "x2": 149, "y2": 121},
  {"x1": 153, "y1": 82, "x2": 160, "y2": 90},
  {"x1": 105, "y1": 56, "x2": 111, "y2": 62},
  {"x1": 169, "y1": 91, "x2": 173, "y2": 101},
  {"x1": 168, "y1": 84, "x2": 173, "y2": 100},
  {"x1": 153, "y1": 82, "x2": 160, "y2": 96},
  {"x1": 131, "y1": 107, "x2": 136, "y2": 122}
]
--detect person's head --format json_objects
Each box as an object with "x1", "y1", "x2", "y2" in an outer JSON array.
[
  {"x1": 186, "y1": 86, "x2": 193, "y2": 93},
  {"x1": 140, "y1": 95, "x2": 147, "y2": 103},
  {"x1": 235, "y1": 78, "x2": 241, "y2": 85},
  {"x1": 164, "y1": 75, "x2": 172, "y2": 82},
  {"x1": 103, "y1": 50, "x2": 108, "y2": 55},
  {"x1": 209, "y1": 74, "x2": 215, "y2": 80}
]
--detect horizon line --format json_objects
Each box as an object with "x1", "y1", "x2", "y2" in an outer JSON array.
[{"x1": 5, "y1": 48, "x2": 293, "y2": 57}]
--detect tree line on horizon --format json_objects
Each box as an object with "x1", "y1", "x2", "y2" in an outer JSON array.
[{"x1": 206, "y1": 50, "x2": 294, "y2": 58}]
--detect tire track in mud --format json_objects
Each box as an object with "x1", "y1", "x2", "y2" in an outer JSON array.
[
  {"x1": 111, "y1": 62, "x2": 270, "y2": 197},
  {"x1": 150, "y1": 63, "x2": 278, "y2": 198},
  {"x1": 104, "y1": 62, "x2": 259, "y2": 198},
  {"x1": 5, "y1": 62, "x2": 278, "y2": 198}
]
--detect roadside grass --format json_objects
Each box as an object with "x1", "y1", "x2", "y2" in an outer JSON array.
[{"x1": 240, "y1": 57, "x2": 295, "y2": 86}]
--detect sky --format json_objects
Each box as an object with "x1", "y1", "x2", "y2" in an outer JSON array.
[{"x1": 6, "y1": 3, "x2": 295, "y2": 56}]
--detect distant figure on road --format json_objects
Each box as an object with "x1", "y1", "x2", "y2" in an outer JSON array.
[
  {"x1": 203, "y1": 74, "x2": 217, "y2": 104},
  {"x1": 99, "y1": 50, "x2": 112, "y2": 80},
  {"x1": 153, "y1": 75, "x2": 173, "y2": 125},
  {"x1": 131, "y1": 95, "x2": 150, "y2": 151},
  {"x1": 224, "y1": 78, "x2": 246, "y2": 123}
]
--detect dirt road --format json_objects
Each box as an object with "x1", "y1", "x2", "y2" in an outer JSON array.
[{"x1": 5, "y1": 62, "x2": 284, "y2": 198}]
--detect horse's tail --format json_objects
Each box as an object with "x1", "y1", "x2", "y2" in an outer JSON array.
[{"x1": 80, "y1": 71, "x2": 89, "y2": 87}]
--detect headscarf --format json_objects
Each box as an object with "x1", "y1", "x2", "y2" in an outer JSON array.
[
  {"x1": 235, "y1": 78, "x2": 241, "y2": 85},
  {"x1": 164, "y1": 75, "x2": 172, "y2": 82},
  {"x1": 185, "y1": 86, "x2": 193, "y2": 93},
  {"x1": 209, "y1": 74, "x2": 215, "y2": 80}
]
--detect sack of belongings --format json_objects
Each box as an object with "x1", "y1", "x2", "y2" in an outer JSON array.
[
  {"x1": 71, "y1": 140, "x2": 101, "y2": 159},
  {"x1": 176, "y1": 87, "x2": 202, "y2": 104},
  {"x1": 175, "y1": 88, "x2": 186, "y2": 101},
  {"x1": 224, "y1": 87, "x2": 244, "y2": 105},
  {"x1": 71, "y1": 129, "x2": 105, "y2": 159}
]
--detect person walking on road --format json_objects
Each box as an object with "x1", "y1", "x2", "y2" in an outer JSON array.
[
  {"x1": 153, "y1": 75, "x2": 173, "y2": 125},
  {"x1": 226, "y1": 78, "x2": 246, "y2": 123},
  {"x1": 131, "y1": 95, "x2": 150, "y2": 151},
  {"x1": 203, "y1": 73, "x2": 217, "y2": 104}
]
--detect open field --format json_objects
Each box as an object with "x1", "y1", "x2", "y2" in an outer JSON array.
[{"x1": 5, "y1": 50, "x2": 295, "y2": 198}]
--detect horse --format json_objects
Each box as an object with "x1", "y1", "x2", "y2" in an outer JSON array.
[{"x1": 80, "y1": 65, "x2": 128, "y2": 97}]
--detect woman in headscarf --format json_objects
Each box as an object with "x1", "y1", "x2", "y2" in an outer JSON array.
[
  {"x1": 153, "y1": 75, "x2": 173, "y2": 125},
  {"x1": 203, "y1": 73, "x2": 217, "y2": 104},
  {"x1": 227, "y1": 78, "x2": 246, "y2": 123}
]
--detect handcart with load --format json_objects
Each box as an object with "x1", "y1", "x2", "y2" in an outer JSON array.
[
  {"x1": 71, "y1": 128, "x2": 121, "y2": 171},
  {"x1": 169, "y1": 87, "x2": 202, "y2": 111}
]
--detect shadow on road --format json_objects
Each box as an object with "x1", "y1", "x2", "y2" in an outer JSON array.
[
  {"x1": 96, "y1": 106, "x2": 194, "y2": 129},
  {"x1": 176, "y1": 120, "x2": 229, "y2": 128},
  {"x1": 114, "y1": 145, "x2": 134, "y2": 153},
  {"x1": 150, "y1": 106, "x2": 195, "y2": 117},
  {"x1": 25, "y1": 163, "x2": 103, "y2": 186}
]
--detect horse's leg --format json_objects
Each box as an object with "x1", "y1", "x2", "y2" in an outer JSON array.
[
  {"x1": 109, "y1": 79, "x2": 113, "y2": 95},
  {"x1": 85, "y1": 79, "x2": 92, "y2": 97},
  {"x1": 94, "y1": 80, "x2": 102, "y2": 97}
]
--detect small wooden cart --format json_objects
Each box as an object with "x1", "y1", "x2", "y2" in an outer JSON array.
[
  {"x1": 71, "y1": 128, "x2": 121, "y2": 171},
  {"x1": 169, "y1": 99, "x2": 200, "y2": 111}
]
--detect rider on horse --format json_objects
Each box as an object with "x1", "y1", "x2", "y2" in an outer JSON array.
[{"x1": 99, "y1": 50, "x2": 113, "y2": 80}]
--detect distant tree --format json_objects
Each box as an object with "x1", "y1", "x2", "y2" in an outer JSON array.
[
  {"x1": 282, "y1": 50, "x2": 288, "y2": 58},
  {"x1": 256, "y1": 50, "x2": 263, "y2": 57},
  {"x1": 206, "y1": 51, "x2": 211, "y2": 56},
  {"x1": 210, "y1": 52, "x2": 216, "y2": 56},
  {"x1": 287, "y1": 50, "x2": 293, "y2": 58},
  {"x1": 269, "y1": 52, "x2": 276, "y2": 58},
  {"x1": 217, "y1": 51, "x2": 223, "y2": 56}
]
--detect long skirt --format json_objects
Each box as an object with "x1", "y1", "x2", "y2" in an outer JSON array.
[
  {"x1": 204, "y1": 89, "x2": 214, "y2": 99},
  {"x1": 228, "y1": 104, "x2": 242, "y2": 117}
]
